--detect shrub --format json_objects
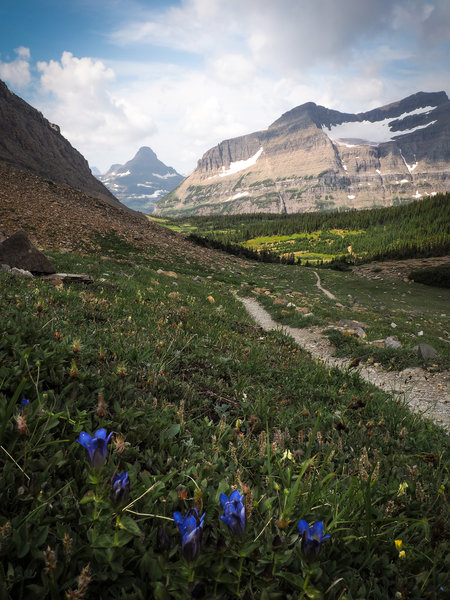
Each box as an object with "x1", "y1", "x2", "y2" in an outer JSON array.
[{"x1": 408, "y1": 264, "x2": 450, "y2": 288}]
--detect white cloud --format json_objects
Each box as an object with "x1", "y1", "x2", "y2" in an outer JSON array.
[
  {"x1": 207, "y1": 54, "x2": 255, "y2": 87},
  {"x1": 15, "y1": 46, "x2": 31, "y2": 59},
  {"x1": 4, "y1": 1, "x2": 447, "y2": 176},
  {"x1": 0, "y1": 46, "x2": 31, "y2": 88},
  {"x1": 35, "y1": 52, "x2": 156, "y2": 171}
]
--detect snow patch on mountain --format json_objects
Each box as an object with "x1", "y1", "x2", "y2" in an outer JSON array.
[
  {"x1": 230, "y1": 191, "x2": 249, "y2": 200},
  {"x1": 152, "y1": 172, "x2": 179, "y2": 179},
  {"x1": 219, "y1": 147, "x2": 263, "y2": 178},
  {"x1": 324, "y1": 106, "x2": 437, "y2": 145}
]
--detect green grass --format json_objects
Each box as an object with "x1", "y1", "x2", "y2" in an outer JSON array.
[
  {"x1": 240, "y1": 263, "x2": 450, "y2": 371},
  {"x1": 0, "y1": 237, "x2": 449, "y2": 599}
]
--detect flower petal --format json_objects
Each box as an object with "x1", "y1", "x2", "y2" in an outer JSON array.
[
  {"x1": 230, "y1": 489, "x2": 242, "y2": 502},
  {"x1": 311, "y1": 521, "x2": 324, "y2": 541},
  {"x1": 94, "y1": 428, "x2": 107, "y2": 439},
  {"x1": 77, "y1": 432, "x2": 92, "y2": 449},
  {"x1": 298, "y1": 520, "x2": 310, "y2": 536},
  {"x1": 173, "y1": 512, "x2": 183, "y2": 528}
]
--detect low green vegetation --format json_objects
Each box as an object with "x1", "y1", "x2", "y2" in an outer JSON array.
[
  {"x1": 161, "y1": 193, "x2": 449, "y2": 265},
  {"x1": 241, "y1": 262, "x2": 450, "y2": 372},
  {"x1": 409, "y1": 265, "x2": 450, "y2": 289},
  {"x1": 1, "y1": 234, "x2": 449, "y2": 599}
]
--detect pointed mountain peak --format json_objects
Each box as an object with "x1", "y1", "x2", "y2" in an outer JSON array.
[
  {"x1": 99, "y1": 147, "x2": 184, "y2": 213},
  {"x1": 134, "y1": 146, "x2": 158, "y2": 160}
]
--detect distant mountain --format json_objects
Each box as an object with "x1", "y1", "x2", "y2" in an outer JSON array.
[
  {"x1": 0, "y1": 79, "x2": 128, "y2": 211},
  {"x1": 99, "y1": 147, "x2": 184, "y2": 212},
  {"x1": 154, "y1": 91, "x2": 450, "y2": 216}
]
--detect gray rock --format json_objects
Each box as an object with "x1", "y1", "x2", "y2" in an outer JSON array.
[
  {"x1": 385, "y1": 336, "x2": 402, "y2": 349},
  {"x1": 0, "y1": 231, "x2": 56, "y2": 274},
  {"x1": 1, "y1": 263, "x2": 11, "y2": 271},
  {"x1": 10, "y1": 267, "x2": 33, "y2": 278},
  {"x1": 354, "y1": 327, "x2": 367, "y2": 338},
  {"x1": 417, "y1": 343, "x2": 438, "y2": 360}
]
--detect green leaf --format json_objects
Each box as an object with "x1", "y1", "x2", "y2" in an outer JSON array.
[
  {"x1": 114, "y1": 531, "x2": 134, "y2": 547},
  {"x1": 89, "y1": 533, "x2": 115, "y2": 548},
  {"x1": 153, "y1": 582, "x2": 170, "y2": 600},
  {"x1": 118, "y1": 515, "x2": 142, "y2": 536},
  {"x1": 79, "y1": 493, "x2": 95, "y2": 504},
  {"x1": 278, "y1": 571, "x2": 305, "y2": 590},
  {"x1": 33, "y1": 526, "x2": 49, "y2": 547},
  {"x1": 164, "y1": 424, "x2": 181, "y2": 439},
  {"x1": 17, "y1": 541, "x2": 30, "y2": 558}
]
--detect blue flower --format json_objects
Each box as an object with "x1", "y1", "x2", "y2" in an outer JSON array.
[
  {"x1": 173, "y1": 508, "x2": 205, "y2": 561},
  {"x1": 298, "y1": 520, "x2": 330, "y2": 557},
  {"x1": 220, "y1": 490, "x2": 246, "y2": 536},
  {"x1": 20, "y1": 398, "x2": 30, "y2": 410},
  {"x1": 77, "y1": 428, "x2": 113, "y2": 467},
  {"x1": 111, "y1": 471, "x2": 130, "y2": 507}
]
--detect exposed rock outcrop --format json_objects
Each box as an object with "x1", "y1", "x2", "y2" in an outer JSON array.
[
  {"x1": 0, "y1": 79, "x2": 136, "y2": 214},
  {"x1": 155, "y1": 91, "x2": 450, "y2": 216}
]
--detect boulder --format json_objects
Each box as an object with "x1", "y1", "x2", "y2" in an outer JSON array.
[
  {"x1": 0, "y1": 231, "x2": 56, "y2": 274},
  {"x1": 417, "y1": 343, "x2": 438, "y2": 360}
]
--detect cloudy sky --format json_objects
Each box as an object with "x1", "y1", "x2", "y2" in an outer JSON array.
[{"x1": 1, "y1": 0, "x2": 449, "y2": 174}]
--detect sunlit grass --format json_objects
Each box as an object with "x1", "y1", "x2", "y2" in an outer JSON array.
[{"x1": 0, "y1": 235, "x2": 448, "y2": 599}]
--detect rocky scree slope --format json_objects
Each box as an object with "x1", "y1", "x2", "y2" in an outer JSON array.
[
  {"x1": 99, "y1": 146, "x2": 184, "y2": 213},
  {"x1": 0, "y1": 161, "x2": 239, "y2": 269},
  {"x1": 0, "y1": 79, "x2": 131, "y2": 213},
  {"x1": 154, "y1": 91, "x2": 449, "y2": 216}
]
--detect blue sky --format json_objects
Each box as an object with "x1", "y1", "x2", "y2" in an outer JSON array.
[{"x1": 1, "y1": 0, "x2": 449, "y2": 174}]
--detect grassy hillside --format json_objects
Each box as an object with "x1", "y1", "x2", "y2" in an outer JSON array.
[
  {"x1": 1, "y1": 233, "x2": 449, "y2": 599},
  {"x1": 154, "y1": 194, "x2": 450, "y2": 265}
]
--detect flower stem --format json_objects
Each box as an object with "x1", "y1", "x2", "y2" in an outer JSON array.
[{"x1": 237, "y1": 555, "x2": 244, "y2": 596}]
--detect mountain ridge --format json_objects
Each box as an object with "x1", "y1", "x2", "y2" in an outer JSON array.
[
  {"x1": 99, "y1": 146, "x2": 184, "y2": 212},
  {"x1": 0, "y1": 79, "x2": 132, "y2": 213},
  {"x1": 154, "y1": 91, "x2": 449, "y2": 216}
]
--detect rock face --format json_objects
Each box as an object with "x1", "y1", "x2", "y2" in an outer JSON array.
[
  {"x1": 154, "y1": 91, "x2": 450, "y2": 216},
  {"x1": 0, "y1": 230, "x2": 56, "y2": 274},
  {"x1": 0, "y1": 79, "x2": 132, "y2": 213},
  {"x1": 99, "y1": 147, "x2": 184, "y2": 213}
]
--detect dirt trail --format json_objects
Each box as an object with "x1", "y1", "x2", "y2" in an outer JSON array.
[
  {"x1": 239, "y1": 296, "x2": 449, "y2": 432},
  {"x1": 313, "y1": 270, "x2": 336, "y2": 299}
]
